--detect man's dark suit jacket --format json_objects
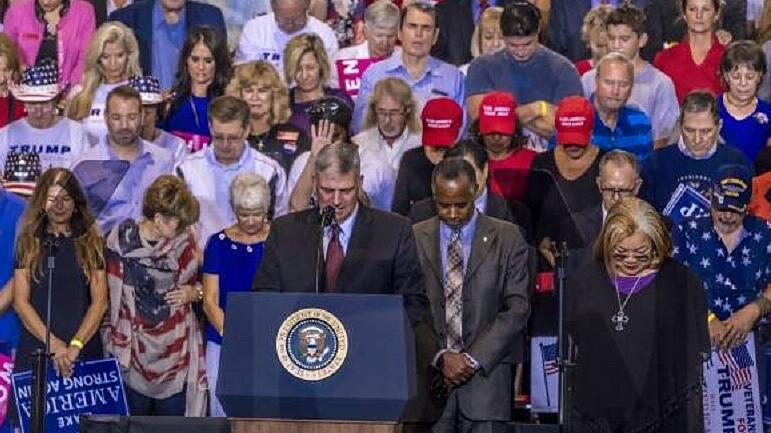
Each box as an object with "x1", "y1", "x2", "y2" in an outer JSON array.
[
  {"x1": 414, "y1": 215, "x2": 530, "y2": 421},
  {"x1": 547, "y1": 0, "x2": 649, "y2": 62},
  {"x1": 252, "y1": 205, "x2": 443, "y2": 423},
  {"x1": 108, "y1": 0, "x2": 226, "y2": 76},
  {"x1": 408, "y1": 192, "x2": 532, "y2": 240},
  {"x1": 431, "y1": 0, "x2": 516, "y2": 66}
]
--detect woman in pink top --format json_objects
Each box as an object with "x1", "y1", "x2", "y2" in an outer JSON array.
[{"x1": 3, "y1": 0, "x2": 95, "y2": 88}]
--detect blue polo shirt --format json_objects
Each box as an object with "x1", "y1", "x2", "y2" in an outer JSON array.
[
  {"x1": 672, "y1": 215, "x2": 771, "y2": 321},
  {"x1": 718, "y1": 95, "x2": 771, "y2": 164},
  {"x1": 592, "y1": 104, "x2": 654, "y2": 162},
  {"x1": 0, "y1": 190, "x2": 26, "y2": 349}
]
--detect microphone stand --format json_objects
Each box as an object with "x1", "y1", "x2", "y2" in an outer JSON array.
[
  {"x1": 555, "y1": 242, "x2": 573, "y2": 432},
  {"x1": 314, "y1": 207, "x2": 334, "y2": 294},
  {"x1": 31, "y1": 236, "x2": 58, "y2": 433}
]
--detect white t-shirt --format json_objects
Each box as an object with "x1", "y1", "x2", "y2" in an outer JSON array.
[
  {"x1": 82, "y1": 82, "x2": 126, "y2": 146},
  {"x1": 0, "y1": 118, "x2": 87, "y2": 170},
  {"x1": 235, "y1": 13, "x2": 339, "y2": 77}
]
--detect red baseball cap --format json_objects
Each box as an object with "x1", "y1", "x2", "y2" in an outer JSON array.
[
  {"x1": 555, "y1": 96, "x2": 594, "y2": 147},
  {"x1": 421, "y1": 98, "x2": 463, "y2": 147},
  {"x1": 478, "y1": 91, "x2": 517, "y2": 135}
]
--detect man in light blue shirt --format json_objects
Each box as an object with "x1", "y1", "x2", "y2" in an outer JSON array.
[
  {"x1": 72, "y1": 86, "x2": 174, "y2": 235},
  {"x1": 152, "y1": 0, "x2": 187, "y2": 90},
  {"x1": 352, "y1": 2, "x2": 464, "y2": 134}
]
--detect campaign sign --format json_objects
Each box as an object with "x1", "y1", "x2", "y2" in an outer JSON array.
[
  {"x1": 530, "y1": 336, "x2": 559, "y2": 413},
  {"x1": 703, "y1": 334, "x2": 762, "y2": 433},
  {"x1": 663, "y1": 183, "x2": 710, "y2": 224},
  {"x1": 335, "y1": 58, "x2": 376, "y2": 97},
  {"x1": 0, "y1": 342, "x2": 13, "y2": 428},
  {"x1": 11, "y1": 358, "x2": 128, "y2": 433}
]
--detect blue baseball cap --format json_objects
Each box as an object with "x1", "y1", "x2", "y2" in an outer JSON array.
[{"x1": 712, "y1": 164, "x2": 753, "y2": 213}]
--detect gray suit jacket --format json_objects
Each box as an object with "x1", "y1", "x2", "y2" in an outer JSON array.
[{"x1": 413, "y1": 215, "x2": 531, "y2": 421}]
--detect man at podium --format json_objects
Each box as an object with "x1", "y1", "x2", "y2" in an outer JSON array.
[
  {"x1": 252, "y1": 142, "x2": 441, "y2": 429},
  {"x1": 414, "y1": 157, "x2": 530, "y2": 433}
]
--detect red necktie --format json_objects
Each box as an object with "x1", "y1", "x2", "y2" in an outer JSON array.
[
  {"x1": 479, "y1": 0, "x2": 489, "y2": 12},
  {"x1": 325, "y1": 224, "x2": 344, "y2": 292}
]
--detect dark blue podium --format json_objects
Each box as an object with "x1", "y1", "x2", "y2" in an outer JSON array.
[{"x1": 217, "y1": 292, "x2": 416, "y2": 428}]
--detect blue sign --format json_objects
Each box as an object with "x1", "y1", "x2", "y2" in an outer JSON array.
[
  {"x1": 663, "y1": 183, "x2": 711, "y2": 224},
  {"x1": 11, "y1": 358, "x2": 128, "y2": 433}
]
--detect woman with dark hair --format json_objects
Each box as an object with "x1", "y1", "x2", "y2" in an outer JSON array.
[
  {"x1": 103, "y1": 175, "x2": 206, "y2": 416},
  {"x1": 13, "y1": 168, "x2": 107, "y2": 379},
  {"x1": 718, "y1": 40, "x2": 771, "y2": 164},
  {"x1": 654, "y1": 0, "x2": 725, "y2": 103},
  {"x1": 3, "y1": 0, "x2": 95, "y2": 87},
  {"x1": 567, "y1": 197, "x2": 708, "y2": 432},
  {"x1": 160, "y1": 26, "x2": 232, "y2": 152}
]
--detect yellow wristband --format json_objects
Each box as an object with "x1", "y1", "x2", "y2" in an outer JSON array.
[
  {"x1": 707, "y1": 313, "x2": 717, "y2": 324},
  {"x1": 69, "y1": 338, "x2": 84, "y2": 349},
  {"x1": 539, "y1": 101, "x2": 548, "y2": 117}
]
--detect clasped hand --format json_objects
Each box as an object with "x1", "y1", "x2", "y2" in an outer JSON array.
[{"x1": 441, "y1": 352, "x2": 476, "y2": 389}]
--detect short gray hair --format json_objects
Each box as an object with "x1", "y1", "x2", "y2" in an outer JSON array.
[
  {"x1": 365, "y1": 0, "x2": 400, "y2": 30},
  {"x1": 598, "y1": 149, "x2": 640, "y2": 178},
  {"x1": 230, "y1": 172, "x2": 271, "y2": 212},
  {"x1": 314, "y1": 142, "x2": 361, "y2": 177},
  {"x1": 596, "y1": 51, "x2": 634, "y2": 81}
]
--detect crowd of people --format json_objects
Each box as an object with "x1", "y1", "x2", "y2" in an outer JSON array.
[{"x1": 0, "y1": 0, "x2": 770, "y2": 432}]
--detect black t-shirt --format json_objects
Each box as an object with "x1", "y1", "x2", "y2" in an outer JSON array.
[
  {"x1": 391, "y1": 147, "x2": 434, "y2": 216},
  {"x1": 35, "y1": 27, "x2": 58, "y2": 68},
  {"x1": 247, "y1": 123, "x2": 309, "y2": 173}
]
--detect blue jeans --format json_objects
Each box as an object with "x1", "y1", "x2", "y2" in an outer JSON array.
[{"x1": 125, "y1": 386, "x2": 186, "y2": 416}]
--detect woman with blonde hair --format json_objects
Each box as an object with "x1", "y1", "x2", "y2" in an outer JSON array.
[
  {"x1": 13, "y1": 168, "x2": 107, "y2": 381},
  {"x1": 460, "y1": 7, "x2": 504, "y2": 75},
  {"x1": 284, "y1": 33, "x2": 352, "y2": 137},
  {"x1": 0, "y1": 32, "x2": 25, "y2": 128},
  {"x1": 67, "y1": 22, "x2": 141, "y2": 144},
  {"x1": 566, "y1": 197, "x2": 708, "y2": 431},
  {"x1": 103, "y1": 175, "x2": 206, "y2": 416},
  {"x1": 226, "y1": 61, "x2": 309, "y2": 171},
  {"x1": 574, "y1": 4, "x2": 612, "y2": 76}
]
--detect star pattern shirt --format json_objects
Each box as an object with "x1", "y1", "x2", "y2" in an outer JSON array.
[{"x1": 672, "y1": 215, "x2": 771, "y2": 321}]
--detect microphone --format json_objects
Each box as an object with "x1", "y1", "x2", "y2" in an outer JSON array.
[
  {"x1": 320, "y1": 205, "x2": 336, "y2": 227},
  {"x1": 315, "y1": 206, "x2": 336, "y2": 294}
]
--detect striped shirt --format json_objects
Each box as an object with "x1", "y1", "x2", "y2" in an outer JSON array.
[{"x1": 592, "y1": 104, "x2": 654, "y2": 163}]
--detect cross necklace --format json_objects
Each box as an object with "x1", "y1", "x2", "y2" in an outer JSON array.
[{"x1": 611, "y1": 276, "x2": 643, "y2": 332}]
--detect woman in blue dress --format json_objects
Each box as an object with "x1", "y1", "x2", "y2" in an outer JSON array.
[
  {"x1": 202, "y1": 172, "x2": 271, "y2": 417},
  {"x1": 718, "y1": 40, "x2": 771, "y2": 165}
]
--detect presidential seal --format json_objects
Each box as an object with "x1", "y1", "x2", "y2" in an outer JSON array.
[{"x1": 276, "y1": 308, "x2": 348, "y2": 381}]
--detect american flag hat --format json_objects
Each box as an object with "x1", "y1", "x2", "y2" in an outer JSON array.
[
  {"x1": 2, "y1": 151, "x2": 41, "y2": 197},
  {"x1": 128, "y1": 75, "x2": 162, "y2": 105},
  {"x1": 10, "y1": 63, "x2": 60, "y2": 102}
]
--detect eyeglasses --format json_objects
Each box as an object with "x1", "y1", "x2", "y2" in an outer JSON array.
[
  {"x1": 600, "y1": 186, "x2": 636, "y2": 198},
  {"x1": 375, "y1": 109, "x2": 406, "y2": 119},
  {"x1": 211, "y1": 133, "x2": 245, "y2": 146},
  {"x1": 611, "y1": 249, "x2": 652, "y2": 263}
]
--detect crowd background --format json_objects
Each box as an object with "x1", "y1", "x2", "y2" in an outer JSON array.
[{"x1": 0, "y1": 0, "x2": 770, "y2": 431}]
